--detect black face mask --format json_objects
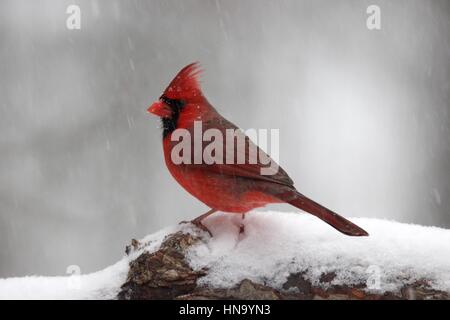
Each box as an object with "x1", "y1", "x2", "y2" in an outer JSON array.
[{"x1": 159, "y1": 95, "x2": 186, "y2": 138}]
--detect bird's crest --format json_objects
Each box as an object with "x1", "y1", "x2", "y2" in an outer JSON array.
[{"x1": 163, "y1": 62, "x2": 203, "y2": 101}]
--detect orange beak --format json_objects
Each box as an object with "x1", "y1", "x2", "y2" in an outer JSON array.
[{"x1": 147, "y1": 101, "x2": 172, "y2": 118}]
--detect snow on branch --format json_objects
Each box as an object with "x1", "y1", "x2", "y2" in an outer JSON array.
[{"x1": 1, "y1": 211, "x2": 449, "y2": 300}]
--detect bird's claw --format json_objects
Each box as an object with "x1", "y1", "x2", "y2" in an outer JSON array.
[
  {"x1": 179, "y1": 219, "x2": 212, "y2": 237},
  {"x1": 193, "y1": 221, "x2": 213, "y2": 237}
]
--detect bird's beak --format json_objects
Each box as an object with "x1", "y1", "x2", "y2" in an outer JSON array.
[{"x1": 147, "y1": 101, "x2": 172, "y2": 118}]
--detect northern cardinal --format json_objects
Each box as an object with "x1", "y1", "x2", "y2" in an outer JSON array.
[{"x1": 147, "y1": 63, "x2": 368, "y2": 237}]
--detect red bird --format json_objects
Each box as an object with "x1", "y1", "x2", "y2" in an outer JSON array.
[{"x1": 147, "y1": 63, "x2": 368, "y2": 237}]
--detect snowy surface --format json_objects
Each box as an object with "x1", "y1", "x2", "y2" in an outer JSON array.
[
  {"x1": 1, "y1": 211, "x2": 450, "y2": 299},
  {"x1": 0, "y1": 226, "x2": 177, "y2": 300},
  {"x1": 187, "y1": 212, "x2": 450, "y2": 293}
]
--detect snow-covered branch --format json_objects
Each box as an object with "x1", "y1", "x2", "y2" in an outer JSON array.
[{"x1": 1, "y1": 212, "x2": 449, "y2": 300}]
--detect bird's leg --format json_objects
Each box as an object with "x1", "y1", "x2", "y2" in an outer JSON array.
[
  {"x1": 191, "y1": 209, "x2": 217, "y2": 236},
  {"x1": 180, "y1": 209, "x2": 217, "y2": 236},
  {"x1": 192, "y1": 208, "x2": 218, "y2": 224},
  {"x1": 239, "y1": 213, "x2": 245, "y2": 234}
]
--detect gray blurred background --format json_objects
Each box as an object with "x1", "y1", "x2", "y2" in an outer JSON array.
[{"x1": 0, "y1": 0, "x2": 449, "y2": 277}]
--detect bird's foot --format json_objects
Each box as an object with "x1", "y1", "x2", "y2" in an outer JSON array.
[
  {"x1": 179, "y1": 209, "x2": 217, "y2": 237},
  {"x1": 179, "y1": 219, "x2": 212, "y2": 237},
  {"x1": 192, "y1": 219, "x2": 213, "y2": 237},
  {"x1": 239, "y1": 223, "x2": 245, "y2": 234}
]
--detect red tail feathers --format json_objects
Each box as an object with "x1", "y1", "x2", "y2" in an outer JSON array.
[{"x1": 283, "y1": 191, "x2": 368, "y2": 236}]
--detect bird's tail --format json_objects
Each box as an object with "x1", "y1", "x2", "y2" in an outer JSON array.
[{"x1": 279, "y1": 190, "x2": 368, "y2": 236}]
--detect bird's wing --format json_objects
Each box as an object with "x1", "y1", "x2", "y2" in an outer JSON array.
[{"x1": 174, "y1": 116, "x2": 294, "y2": 188}]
